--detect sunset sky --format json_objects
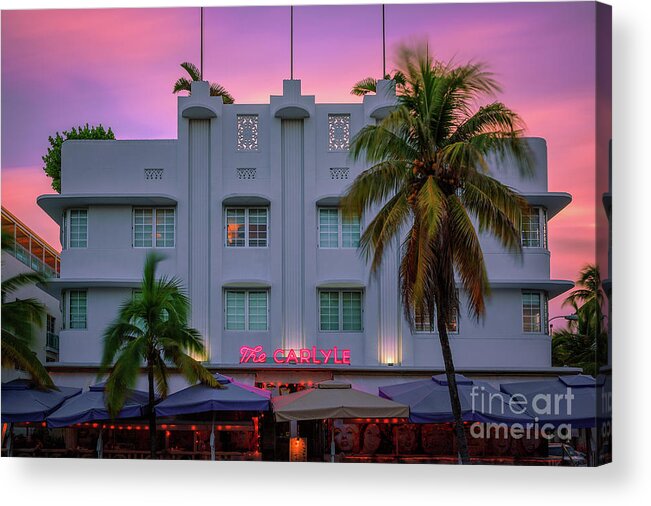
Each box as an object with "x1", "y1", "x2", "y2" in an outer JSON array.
[{"x1": 1, "y1": 2, "x2": 603, "y2": 317}]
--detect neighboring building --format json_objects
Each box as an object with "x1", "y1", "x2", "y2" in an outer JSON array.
[
  {"x1": 1, "y1": 207, "x2": 62, "y2": 371},
  {"x1": 37, "y1": 80, "x2": 575, "y2": 392}
]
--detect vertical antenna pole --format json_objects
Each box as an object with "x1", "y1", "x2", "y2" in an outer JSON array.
[
  {"x1": 200, "y1": 7, "x2": 204, "y2": 80},
  {"x1": 382, "y1": 4, "x2": 386, "y2": 78},
  {"x1": 291, "y1": 5, "x2": 294, "y2": 79}
]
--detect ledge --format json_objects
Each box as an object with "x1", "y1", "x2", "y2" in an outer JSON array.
[
  {"x1": 522, "y1": 192, "x2": 572, "y2": 219},
  {"x1": 488, "y1": 279, "x2": 574, "y2": 299},
  {"x1": 38, "y1": 278, "x2": 141, "y2": 297},
  {"x1": 37, "y1": 194, "x2": 178, "y2": 223}
]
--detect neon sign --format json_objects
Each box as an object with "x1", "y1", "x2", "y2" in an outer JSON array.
[{"x1": 239, "y1": 345, "x2": 351, "y2": 365}]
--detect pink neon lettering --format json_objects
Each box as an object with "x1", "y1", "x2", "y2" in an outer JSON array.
[
  {"x1": 273, "y1": 349, "x2": 285, "y2": 363},
  {"x1": 299, "y1": 349, "x2": 311, "y2": 363},
  {"x1": 285, "y1": 349, "x2": 298, "y2": 364},
  {"x1": 320, "y1": 349, "x2": 333, "y2": 363},
  {"x1": 342, "y1": 349, "x2": 351, "y2": 365},
  {"x1": 240, "y1": 345, "x2": 266, "y2": 364}
]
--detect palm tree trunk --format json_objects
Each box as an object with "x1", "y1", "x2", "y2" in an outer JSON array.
[
  {"x1": 147, "y1": 360, "x2": 157, "y2": 459},
  {"x1": 437, "y1": 317, "x2": 471, "y2": 464}
]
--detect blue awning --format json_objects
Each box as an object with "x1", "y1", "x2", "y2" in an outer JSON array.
[
  {"x1": 46, "y1": 382, "x2": 150, "y2": 428},
  {"x1": 379, "y1": 374, "x2": 534, "y2": 425},
  {"x1": 155, "y1": 374, "x2": 270, "y2": 417},
  {"x1": 1, "y1": 379, "x2": 82, "y2": 424}
]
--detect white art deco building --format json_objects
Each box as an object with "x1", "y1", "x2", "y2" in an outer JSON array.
[{"x1": 38, "y1": 80, "x2": 576, "y2": 392}]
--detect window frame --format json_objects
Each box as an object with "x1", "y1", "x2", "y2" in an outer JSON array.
[
  {"x1": 132, "y1": 207, "x2": 176, "y2": 249},
  {"x1": 317, "y1": 208, "x2": 361, "y2": 249},
  {"x1": 224, "y1": 207, "x2": 269, "y2": 248},
  {"x1": 66, "y1": 209, "x2": 88, "y2": 249},
  {"x1": 318, "y1": 289, "x2": 364, "y2": 332},
  {"x1": 224, "y1": 289, "x2": 269, "y2": 332},
  {"x1": 66, "y1": 290, "x2": 88, "y2": 330},
  {"x1": 413, "y1": 305, "x2": 459, "y2": 335},
  {"x1": 522, "y1": 290, "x2": 548, "y2": 334},
  {"x1": 521, "y1": 206, "x2": 548, "y2": 249}
]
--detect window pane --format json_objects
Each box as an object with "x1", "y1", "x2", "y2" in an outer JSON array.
[
  {"x1": 226, "y1": 291, "x2": 246, "y2": 330},
  {"x1": 319, "y1": 291, "x2": 339, "y2": 331},
  {"x1": 522, "y1": 292, "x2": 542, "y2": 332},
  {"x1": 248, "y1": 291, "x2": 268, "y2": 330},
  {"x1": 341, "y1": 212, "x2": 360, "y2": 248},
  {"x1": 414, "y1": 304, "x2": 433, "y2": 332},
  {"x1": 248, "y1": 209, "x2": 268, "y2": 247},
  {"x1": 521, "y1": 208, "x2": 541, "y2": 247},
  {"x1": 69, "y1": 291, "x2": 87, "y2": 329},
  {"x1": 319, "y1": 209, "x2": 339, "y2": 248},
  {"x1": 134, "y1": 209, "x2": 153, "y2": 247},
  {"x1": 70, "y1": 210, "x2": 88, "y2": 248},
  {"x1": 342, "y1": 291, "x2": 362, "y2": 331},
  {"x1": 155, "y1": 209, "x2": 175, "y2": 247},
  {"x1": 226, "y1": 209, "x2": 246, "y2": 247}
]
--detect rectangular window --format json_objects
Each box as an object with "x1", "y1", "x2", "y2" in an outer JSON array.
[
  {"x1": 133, "y1": 208, "x2": 175, "y2": 248},
  {"x1": 522, "y1": 291, "x2": 547, "y2": 333},
  {"x1": 68, "y1": 290, "x2": 87, "y2": 329},
  {"x1": 225, "y1": 208, "x2": 268, "y2": 248},
  {"x1": 69, "y1": 209, "x2": 88, "y2": 248},
  {"x1": 318, "y1": 208, "x2": 360, "y2": 248},
  {"x1": 225, "y1": 290, "x2": 268, "y2": 331},
  {"x1": 521, "y1": 207, "x2": 548, "y2": 248},
  {"x1": 414, "y1": 305, "x2": 458, "y2": 334},
  {"x1": 319, "y1": 290, "x2": 363, "y2": 332}
]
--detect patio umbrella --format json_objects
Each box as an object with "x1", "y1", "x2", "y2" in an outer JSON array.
[
  {"x1": 46, "y1": 382, "x2": 150, "y2": 428},
  {"x1": 154, "y1": 374, "x2": 270, "y2": 417},
  {"x1": 272, "y1": 381, "x2": 409, "y2": 462},
  {"x1": 499, "y1": 374, "x2": 598, "y2": 428},
  {"x1": 271, "y1": 381, "x2": 409, "y2": 422},
  {"x1": 379, "y1": 374, "x2": 535, "y2": 425},
  {"x1": 1, "y1": 379, "x2": 82, "y2": 423}
]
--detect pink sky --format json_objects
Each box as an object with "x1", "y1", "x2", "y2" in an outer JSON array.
[{"x1": 1, "y1": 3, "x2": 605, "y2": 318}]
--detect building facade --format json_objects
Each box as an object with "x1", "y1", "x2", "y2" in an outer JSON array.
[
  {"x1": 38, "y1": 80, "x2": 575, "y2": 392},
  {"x1": 1, "y1": 207, "x2": 62, "y2": 368}
]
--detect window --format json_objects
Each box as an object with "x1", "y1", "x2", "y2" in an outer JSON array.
[
  {"x1": 69, "y1": 209, "x2": 88, "y2": 248},
  {"x1": 68, "y1": 290, "x2": 87, "y2": 329},
  {"x1": 133, "y1": 208, "x2": 175, "y2": 248},
  {"x1": 319, "y1": 290, "x2": 363, "y2": 332},
  {"x1": 521, "y1": 207, "x2": 548, "y2": 248},
  {"x1": 318, "y1": 208, "x2": 360, "y2": 248},
  {"x1": 225, "y1": 208, "x2": 268, "y2": 248},
  {"x1": 225, "y1": 290, "x2": 268, "y2": 331},
  {"x1": 414, "y1": 305, "x2": 458, "y2": 334},
  {"x1": 522, "y1": 291, "x2": 547, "y2": 333}
]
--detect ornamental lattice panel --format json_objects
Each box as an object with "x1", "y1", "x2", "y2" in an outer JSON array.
[
  {"x1": 330, "y1": 167, "x2": 349, "y2": 180},
  {"x1": 144, "y1": 168, "x2": 164, "y2": 180},
  {"x1": 237, "y1": 168, "x2": 257, "y2": 180},
  {"x1": 328, "y1": 114, "x2": 350, "y2": 151},
  {"x1": 237, "y1": 114, "x2": 259, "y2": 151}
]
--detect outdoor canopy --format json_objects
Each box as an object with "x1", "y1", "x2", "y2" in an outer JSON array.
[
  {"x1": 271, "y1": 380, "x2": 409, "y2": 422},
  {"x1": 379, "y1": 373, "x2": 535, "y2": 425},
  {"x1": 154, "y1": 374, "x2": 271, "y2": 417},
  {"x1": 46, "y1": 382, "x2": 150, "y2": 428},
  {"x1": 1, "y1": 379, "x2": 82, "y2": 424},
  {"x1": 499, "y1": 374, "x2": 598, "y2": 428}
]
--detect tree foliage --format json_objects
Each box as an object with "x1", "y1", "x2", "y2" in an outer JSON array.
[
  {"x1": 173, "y1": 62, "x2": 234, "y2": 104},
  {"x1": 42, "y1": 124, "x2": 115, "y2": 193}
]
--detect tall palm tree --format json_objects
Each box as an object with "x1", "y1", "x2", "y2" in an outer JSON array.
[
  {"x1": 173, "y1": 61, "x2": 234, "y2": 104},
  {"x1": 100, "y1": 252, "x2": 220, "y2": 458},
  {"x1": 342, "y1": 43, "x2": 533, "y2": 464},
  {"x1": 1, "y1": 232, "x2": 54, "y2": 389},
  {"x1": 552, "y1": 264, "x2": 607, "y2": 375},
  {"x1": 351, "y1": 71, "x2": 407, "y2": 96}
]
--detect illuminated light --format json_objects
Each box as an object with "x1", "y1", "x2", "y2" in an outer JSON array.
[
  {"x1": 135, "y1": 426, "x2": 141, "y2": 431},
  {"x1": 161, "y1": 424, "x2": 168, "y2": 429},
  {"x1": 383, "y1": 419, "x2": 389, "y2": 424},
  {"x1": 392, "y1": 418, "x2": 398, "y2": 424},
  {"x1": 92, "y1": 423, "x2": 98, "y2": 428},
  {"x1": 41, "y1": 422, "x2": 47, "y2": 427},
  {"x1": 165, "y1": 431, "x2": 171, "y2": 437},
  {"x1": 127, "y1": 426, "x2": 132, "y2": 431},
  {"x1": 118, "y1": 426, "x2": 123, "y2": 430},
  {"x1": 102, "y1": 425, "x2": 107, "y2": 429},
  {"x1": 110, "y1": 425, "x2": 115, "y2": 430},
  {"x1": 191, "y1": 425, "x2": 196, "y2": 431}
]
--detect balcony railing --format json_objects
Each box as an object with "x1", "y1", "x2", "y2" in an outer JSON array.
[
  {"x1": 12, "y1": 244, "x2": 59, "y2": 278},
  {"x1": 46, "y1": 332, "x2": 60, "y2": 352}
]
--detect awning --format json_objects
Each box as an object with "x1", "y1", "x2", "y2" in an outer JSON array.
[
  {"x1": 379, "y1": 374, "x2": 534, "y2": 425},
  {"x1": 271, "y1": 380, "x2": 409, "y2": 422},
  {"x1": 1, "y1": 379, "x2": 82, "y2": 424},
  {"x1": 155, "y1": 374, "x2": 270, "y2": 417},
  {"x1": 46, "y1": 382, "x2": 150, "y2": 428}
]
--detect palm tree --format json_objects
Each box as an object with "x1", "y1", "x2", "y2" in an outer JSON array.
[
  {"x1": 173, "y1": 61, "x2": 234, "y2": 104},
  {"x1": 552, "y1": 264, "x2": 607, "y2": 375},
  {"x1": 99, "y1": 252, "x2": 220, "y2": 458},
  {"x1": 351, "y1": 71, "x2": 407, "y2": 96},
  {"x1": 1, "y1": 232, "x2": 54, "y2": 389},
  {"x1": 342, "y1": 43, "x2": 533, "y2": 464}
]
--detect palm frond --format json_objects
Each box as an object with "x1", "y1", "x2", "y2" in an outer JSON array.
[{"x1": 1, "y1": 330, "x2": 55, "y2": 389}]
